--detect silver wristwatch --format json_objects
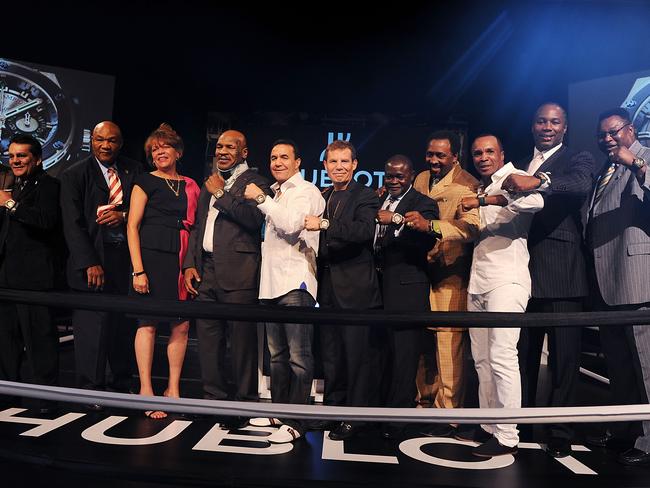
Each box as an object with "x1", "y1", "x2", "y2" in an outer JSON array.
[
  {"x1": 255, "y1": 193, "x2": 267, "y2": 205},
  {"x1": 213, "y1": 188, "x2": 225, "y2": 199},
  {"x1": 633, "y1": 157, "x2": 647, "y2": 170},
  {"x1": 4, "y1": 198, "x2": 16, "y2": 210},
  {"x1": 391, "y1": 213, "x2": 404, "y2": 225},
  {"x1": 319, "y1": 218, "x2": 330, "y2": 230}
]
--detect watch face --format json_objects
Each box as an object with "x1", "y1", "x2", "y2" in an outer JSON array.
[{"x1": 0, "y1": 58, "x2": 75, "y2": 170}]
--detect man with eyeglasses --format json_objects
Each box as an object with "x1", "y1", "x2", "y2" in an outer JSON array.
[
  {"x1": 60, "y1": 121, "x2": 142, "y2": 407},
  {"x1": 584, "y1": 108, "x2": 650, "y2": 466},
  {"x1": 503, "y1": 102, "x2": 594, "y2": 458}
]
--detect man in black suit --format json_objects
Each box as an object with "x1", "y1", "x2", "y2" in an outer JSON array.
[
  {"x1": 60, "y1": 121, "x2": 141, "y2": 402},
  {"x1": 503, "y1": 102, "x2": 594, "y2": 457},
  {"x1": 184, "y1": 130, "x2": 271, "y2": 413},
  {"x1": 303, "y1": 140, "x2": 382, "y2": 440},
  {"x1": 0, "y1": 135, "x2": 60, "y2": 408},
  {"x1": 375, "y1": 155, "x2": 439, "y2": 439}
]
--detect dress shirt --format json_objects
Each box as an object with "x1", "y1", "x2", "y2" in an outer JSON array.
[
  {"x1": 257, "y1": 172, "x2": 325, "y2": 300},
  {"x1": 95, "y1": 157, "x2": 125, "y2": 243},
  {"x1": 468, "y1": 163, "x2": 544, "y2": 294},
  {"x1": 526, "y1": 143, "x2": 562, "y2": 191},
  {"x1": 202, "y1": 161, "x2": 249, "y2": 252}
]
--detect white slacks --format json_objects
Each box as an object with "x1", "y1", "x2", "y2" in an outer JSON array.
[{"x1": 467, "y1": 283, "x2": 529, "y2": 447}]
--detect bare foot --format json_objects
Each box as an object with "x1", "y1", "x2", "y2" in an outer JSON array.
[{"x1": 144, "y1": 410, "x2": 167, "y2": 419}]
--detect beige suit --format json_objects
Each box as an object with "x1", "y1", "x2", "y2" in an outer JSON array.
[{"x1": 413, "y1": 163, "x2": 480, "y2": 409}]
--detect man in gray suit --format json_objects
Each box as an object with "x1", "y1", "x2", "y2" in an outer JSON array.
[{"x1": 585, "y1": 107, "x2": 650, "y2": 466}]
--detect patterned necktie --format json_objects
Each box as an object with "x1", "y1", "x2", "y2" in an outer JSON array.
[
  {"x1": 97, "y1": 167, "x2": 123, "y2": 217},
  {"x1": 593, "y1": 162, "x2": 617, "y2": 205}
]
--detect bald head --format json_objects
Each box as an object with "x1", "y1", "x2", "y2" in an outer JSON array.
[
  {"x1": 91, "y1": 120, "x2": 123, "y2": 166},
  {"x1": 215, "y1": 130, "x2": 248, "y2": 171}
]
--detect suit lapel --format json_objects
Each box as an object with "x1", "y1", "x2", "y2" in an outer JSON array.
[
  {"x1": 428, "y1": 164, "x2": 456, "y2": 198},
  {"x1": 536, "y1": 145, "x2": 567, "y2": 174},
  {"x1": 91, "y1": 159, "x2": 110, "y2": 195}
]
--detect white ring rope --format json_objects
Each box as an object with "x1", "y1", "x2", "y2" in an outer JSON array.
[{"x1": 1, "y1": 380, "x2": 649, "y2": 424}]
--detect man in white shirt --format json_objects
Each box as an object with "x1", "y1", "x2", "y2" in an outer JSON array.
[
  {"x1": 244, "y1": 139, "x2": 325, "y2": 444},
  {"x1": 459, "y1": 134, "x2": 543, "y2": 457}
]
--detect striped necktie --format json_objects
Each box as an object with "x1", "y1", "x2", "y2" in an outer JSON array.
[
  {"x1": 97, "y1": 167, "x2": 123, "y2": 217},
  {"x1": 107, "y1": 167, "x2": 123, "y2": 206},
  {"x1": 593, "y1": 162, "x2": 617, "y2": 205}
]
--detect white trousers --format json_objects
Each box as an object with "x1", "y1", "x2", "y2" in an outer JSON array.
[{"x1": 467, "y1": 283, "x2": 529, "y2": 448}]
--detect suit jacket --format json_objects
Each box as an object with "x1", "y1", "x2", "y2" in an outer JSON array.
[
  {"x1": 377, "y1": 187, "x2": 439, "y2": 312},
  {"x1": 515, "y1": 145, "x2": 594, "y2": 299},
  {"x1": 317, "y1": 180, "x2": 382, "y2": 310},
  {"x1": 588, "y1": 141, "x2": 650, "y2": 306},
  {"x1": 413, "y1": 164, "x2": 480, "y2": 330},
  {"x1": 60, "y1": 155, "x2": 142, "y2": 291},
  {"x1": 0, "y1": 168, "x2": 61, "y2": 290},
  {"x1": 183, "y1": 168, "x2": 271, "y2": 292}
]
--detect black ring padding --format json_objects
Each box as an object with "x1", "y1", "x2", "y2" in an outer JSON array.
[{"x1": 1, "y1": 288, "x2": 650, "y2": 328}]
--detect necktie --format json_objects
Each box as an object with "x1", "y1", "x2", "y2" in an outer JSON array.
[
  {"x1": 593, "y1": 162, "x2": 617, "y2": 205},
  {"x1": 528, "y1": 152, "x2": 545, "y2": 175},
  {"x1": 97, "y1": 167, "x2": 123, "y2": 217}
]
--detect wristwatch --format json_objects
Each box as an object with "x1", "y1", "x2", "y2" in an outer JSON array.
[
  {"x1": 391, "y1": 212, "x2": 404, "y2": 225},
  {"x1": 255, "y1": 193, "x2": 267, "y2": 205},
  {"x1": 132, "y1": 270, "x2": 145, "y2": 277},
  {"x1": 478, "y1": 194, "x2": 487, "y2": 206},
  {"x1": 213, "y1": 188, "x2": 225, "y2": 199},
  {"x1": 535, "y1": 172, "x2": 550, "y2": 188},
  {"x1": 4, "y1": 198, "x2": 16, "y2": 210},
  {"x1": 0, "y1": 58, "x2": 92, "y2": 171},
  {"x1": 319, "y1": 218, "x2": 330, "y2": 230},
  {"x1": 632, "y1": 157, "x2": 647, "y2": 170}
]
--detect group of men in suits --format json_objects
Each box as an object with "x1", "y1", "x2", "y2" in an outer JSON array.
[{"x1": 3, "y1": 103, "x2": 650, "y2": 463}]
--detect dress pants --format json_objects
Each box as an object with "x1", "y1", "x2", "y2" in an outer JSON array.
[
  {"x1": 468, "y1": 283, "x2": 527, "y2": 448},
  {"x1": 73, "y1": 242, "x2": 134, "y2": 391},
  {"x1": 0, "y1": 301, "x2": 58, "y2": 387},
  {"x1": 517, "y1": 296, "x2": 583, "y2": 440},
  {"x1": 264, "y1": 289, "x2": 315, "y2": 434},
  {"x1": 319, "y1": 268, "x2": 373, "y2": 417},
  {"x1": 195, "y1": 255, "x2": 259, "y2": 401},
  {"x1": 629, "y1": 306, "x2": 650, "y2": 453}
]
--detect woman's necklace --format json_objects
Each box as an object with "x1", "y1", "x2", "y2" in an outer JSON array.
[{"x1": 155, "y1": 171, "x2": 181, "y2": 197}]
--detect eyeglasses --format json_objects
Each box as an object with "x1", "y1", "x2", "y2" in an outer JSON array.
[{"x1": 597, "y1": 123, "x2": 631, "y2": 140}]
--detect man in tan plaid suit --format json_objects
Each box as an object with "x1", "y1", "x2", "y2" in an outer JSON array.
[{"x1": 413, "y1": 131, "x2": 480, "y2": 435}]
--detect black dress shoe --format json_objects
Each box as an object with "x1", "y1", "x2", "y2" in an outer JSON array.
[
  {"x1": 584, "y1": 430, "x2": 614, "y2": 448},
  {"x1": 421, "y1": 424, "x2": 456, "y2": 438},
  {"x1": 220, "y1": 416, "x2": 249, "y2": 430},
  {"x1": 309, "y1": 419, "x2": 338, "y2": 431},
  {"x1": 329, "y1": 422, "x2": 357, "y2": 441},
  {"x1": 545, "y1": 436, "x2": 572, "y2": 458},
  {"x1": 619, "y1": 448, "x2": 650, "y2": 466}
]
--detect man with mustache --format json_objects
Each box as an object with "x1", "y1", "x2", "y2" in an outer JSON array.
[
  {"x1": 412, "y1": 130, "x2": 480, "y2": 437},
  {"x1": 584, "y1": 108, "x2": 650, "y2": 466},
  {"x1": 183, "y1": 130, "x2": 271, "y2": 426},
  {"x1": 60, "y1": 121, "x2": 141, "y2": 406}
]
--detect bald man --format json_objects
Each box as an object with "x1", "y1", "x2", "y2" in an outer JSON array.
[
  {"x1": 61, "y1": 121, "x2": 142, "y2": 404},
  {"x1": 183, "y1": 130, "x2": 271, "y2": 412}
]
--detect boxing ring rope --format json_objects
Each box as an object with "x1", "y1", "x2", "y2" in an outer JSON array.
[{"x1": 1, "y1": 288, "x2": 649, "y2": 424}]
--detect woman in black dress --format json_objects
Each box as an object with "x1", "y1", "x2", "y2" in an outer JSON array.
[{"x1": 127, "y1": 123, "x2": 199, "y2": 418}]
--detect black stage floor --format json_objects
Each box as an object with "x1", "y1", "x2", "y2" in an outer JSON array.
[{"x1": 1, "y1": 332, "x2": 649, "y2": 487}]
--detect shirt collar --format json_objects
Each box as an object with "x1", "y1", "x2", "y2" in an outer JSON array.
[
  {"x1": 271, "y1": 171, "x2": 303, "y2": 193},
  {"x1": 534, "y1": 143, "x2": 563, "y2": 161}
]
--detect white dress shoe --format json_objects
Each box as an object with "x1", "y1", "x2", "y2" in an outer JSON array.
[
  {"x1": 267, "y1": 424, "x2": 301, "y2": 444},
  {"x1": 249, "y1": 417, "x2": 283, "y2": 427}
]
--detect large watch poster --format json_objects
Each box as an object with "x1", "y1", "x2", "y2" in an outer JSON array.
[{"x1": 0, "y1": 57, "x2": 115, "y2": 176}]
